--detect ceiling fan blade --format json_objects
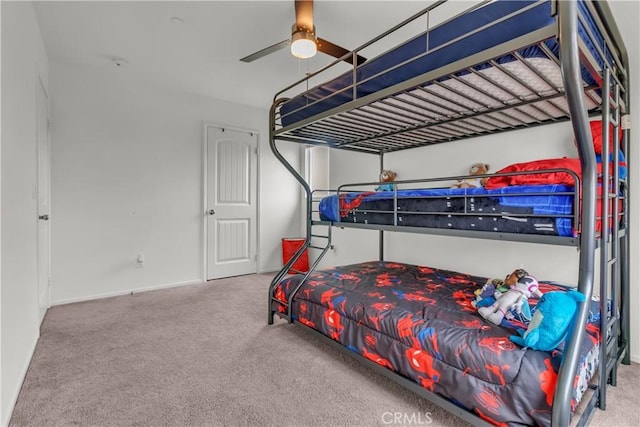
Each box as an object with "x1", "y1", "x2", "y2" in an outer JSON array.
[
  {"x1": 294, "y1": 0, "x2": 314, "y2": 31},
  {"x1": 240, "y1": 39, "x2": 290, "y2": 63},
  {"x1": 317, "y1": 38, "x2": 367, "y2": 66}
]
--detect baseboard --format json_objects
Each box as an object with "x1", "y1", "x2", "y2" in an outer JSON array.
[
  {"x1": 50, "y1": 279, "x2": 203, "y2": 306},
  {"x1": 259, "y1": 265, "x2": 281, "y2": 274},
  {"x1": 2, "y1": 333, "x2": 39, "y2": 427},
  {"x1": 631, "y1": 353, "x2": 639, "y2": 364}
]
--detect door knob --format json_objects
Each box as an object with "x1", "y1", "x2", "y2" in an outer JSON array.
[
  {"x1": 39, "y1": 214, "x2": 49, "y2": 221},
  {"x1": 207, "y1": 209, "x2": 215, "y2": 216}
]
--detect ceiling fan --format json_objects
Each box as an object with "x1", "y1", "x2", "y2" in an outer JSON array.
[{"x1": 240, "y1": 0, "x2": 367, "y2": 66}]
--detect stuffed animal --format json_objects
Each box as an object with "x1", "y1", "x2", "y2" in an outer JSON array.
[
  {"x1": 451, "y1": 163, "x2": 490, "y2": 188},
  {"x1": 376, "y1": 170, "x2": 397, "y2": 191},
  {"x1": 478, "y1": 269, "x2": 542, "y2": 325},
  {"x1": 471, "y1": 278, "x2": 510, "y2": 308},
  {"x1": 510, "y1": 290, "x2": 586, "y2": 351}
]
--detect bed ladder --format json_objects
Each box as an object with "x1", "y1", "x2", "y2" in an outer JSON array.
[
  {"x1": 268, "y1": 223, "x2": 333, "y2": 324},
  {"x1": 596, "y1": 67, "x2": 627, "y2": 411}
]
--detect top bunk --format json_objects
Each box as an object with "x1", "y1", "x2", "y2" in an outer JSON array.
[{"x1": 270, "y1": 0, "x2": 629, "y2": 154}]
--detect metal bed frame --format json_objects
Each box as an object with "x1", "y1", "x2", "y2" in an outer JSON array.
[{"x1": 267, "y1": 1, "x2": 631, "y2": 425}]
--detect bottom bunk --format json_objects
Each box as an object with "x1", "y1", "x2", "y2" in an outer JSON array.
[{"x1": 270, "y1": 261, "x2": 601, "y2": 426}]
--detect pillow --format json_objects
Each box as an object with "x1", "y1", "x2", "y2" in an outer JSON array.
[
  {"x1": 586, "y1": 120, "x2": 623, "y2": 155},
  {"x1": 485, "y1": 158, "x2": 581, "y2": 189}
]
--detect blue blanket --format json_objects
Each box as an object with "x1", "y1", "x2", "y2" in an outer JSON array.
[{"x1": 319, "y1": 184, "x2": 575, "y2": 236}]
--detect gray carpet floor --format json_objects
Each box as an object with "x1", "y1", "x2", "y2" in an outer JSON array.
[{"x1": 9, "y1": 273, "x2": 639, "y2": 426}]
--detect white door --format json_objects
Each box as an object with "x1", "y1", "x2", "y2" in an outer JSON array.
[
  {"x1": 206, "y1": 126, "x2": 258, "y2": 280},
  {"x1": 36, "y1": 76, "x2": 51, "y2": 323}
]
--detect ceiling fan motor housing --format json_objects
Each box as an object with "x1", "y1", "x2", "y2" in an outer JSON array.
[{"x1": 291, "y1": 23, "x2": 316, "y2": 41}]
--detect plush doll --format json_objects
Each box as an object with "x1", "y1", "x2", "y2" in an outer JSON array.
[
  {"x1": 478, "y1": 269, "x2": 542, "y2": 325},
  {"x1": 451, "y1": 163, "x2": 490, "y2": 188},
  {"x1": 471, "y1": 278, "x2": 510, "y2": 308},
  {"x1": 510, "y1": 290, "x2": 586, "y2": 351},
  {"x1": 375, "y1": 170, "x2": 397, "y2": 191}
]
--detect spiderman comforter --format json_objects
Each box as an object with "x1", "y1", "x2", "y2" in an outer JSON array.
[{"x1": 272, "y1": 261, "x2": 599, "y2": 426}]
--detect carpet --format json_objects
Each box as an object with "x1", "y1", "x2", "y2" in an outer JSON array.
[{"x1": 9, "y1": 273, "x2": 639, "y2": 426}]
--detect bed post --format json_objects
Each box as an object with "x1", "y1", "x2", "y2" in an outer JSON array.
[
  {"x1": 267, "y1": 98, "x2": 313, "y2": 324},
  {"x1": 593, "y1": 0, "x2": 633, "y2": 367},
  {"x1": 554, "y1": 1, "x2": 597, "y2": 425},
  {"x1": 379, "y1": 152, "x2": 385, "y2": 262}
]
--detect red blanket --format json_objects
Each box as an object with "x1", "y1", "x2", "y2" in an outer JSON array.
[
  {"x1": 485, "y1": 157, "x2": 626, "y2": 189},
  {"x1": 485, "y1": 158, "x2": 623, "y2": 234},
  {"x1": 485, "y1": 158, "x2": 581, "y2": 189}
]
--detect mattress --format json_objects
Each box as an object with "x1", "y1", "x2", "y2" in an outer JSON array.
[
  {"x1": 279, "y1": 0, "x2": 606, "y2": 134},
  {"x1": 272, "y1": 261, "x2": 600, "y2": 426},
  {"x1": 318, "y1": 184, "x2": 576, "y2": 237}
]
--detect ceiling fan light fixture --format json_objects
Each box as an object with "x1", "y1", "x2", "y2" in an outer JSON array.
[{"x1": 291, "y1": 28, "x2": 317, "y2": 59}]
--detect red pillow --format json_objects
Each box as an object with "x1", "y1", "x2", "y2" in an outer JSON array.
[
  {"x1": 485, "y1": 158, "x2": 582, "y2": 189},
  {"x1": 587, "y1": 120, "x2": 622, "y2": 154}
]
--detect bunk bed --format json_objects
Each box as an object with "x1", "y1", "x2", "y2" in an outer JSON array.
[{"x1": 267, "y1": 1, "x2": 630, "y2": 426}]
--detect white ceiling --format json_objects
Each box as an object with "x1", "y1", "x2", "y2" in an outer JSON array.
[{"x1": 33, "y1": 1, "x2": 454, "y2": 110}]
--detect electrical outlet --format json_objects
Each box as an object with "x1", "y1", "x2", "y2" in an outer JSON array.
[{"x1": 137, "y1": 253, "x2": 145, "y2": 268}]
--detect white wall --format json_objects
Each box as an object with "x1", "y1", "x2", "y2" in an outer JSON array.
[
  {"x1": 384, "y1": 122, "x2": 582, "y2": 283},
  {"x1": 314, "y1": 149, "x2": 380, "y2": 269},
  {"x1": 0, "y1": 2, "x2": 49, "y2": 425},
  {"x1": 0, "y1": 1, "x2": 3, "y2": 422},
  {"x1": 261, "y1": 141, "x2": 303, "y2": 272},
  {"x1": 0, "y1": 0, "x2": 3, "y2": 419},
  {"x1": 49, "y1": 60, "x2": 301, "y2": 304}
]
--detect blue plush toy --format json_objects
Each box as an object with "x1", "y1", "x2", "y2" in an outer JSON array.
[{"x1": 510, "y1": 290, "x2": 585, "y2": 351}]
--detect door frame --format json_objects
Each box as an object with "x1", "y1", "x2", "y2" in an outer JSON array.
[
  {"x1": 202, "y1": 123, "x2": 260, "y2": 282},
  {"x1": 36, "y1": 71, "x2": 51, "y2": 323}
]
